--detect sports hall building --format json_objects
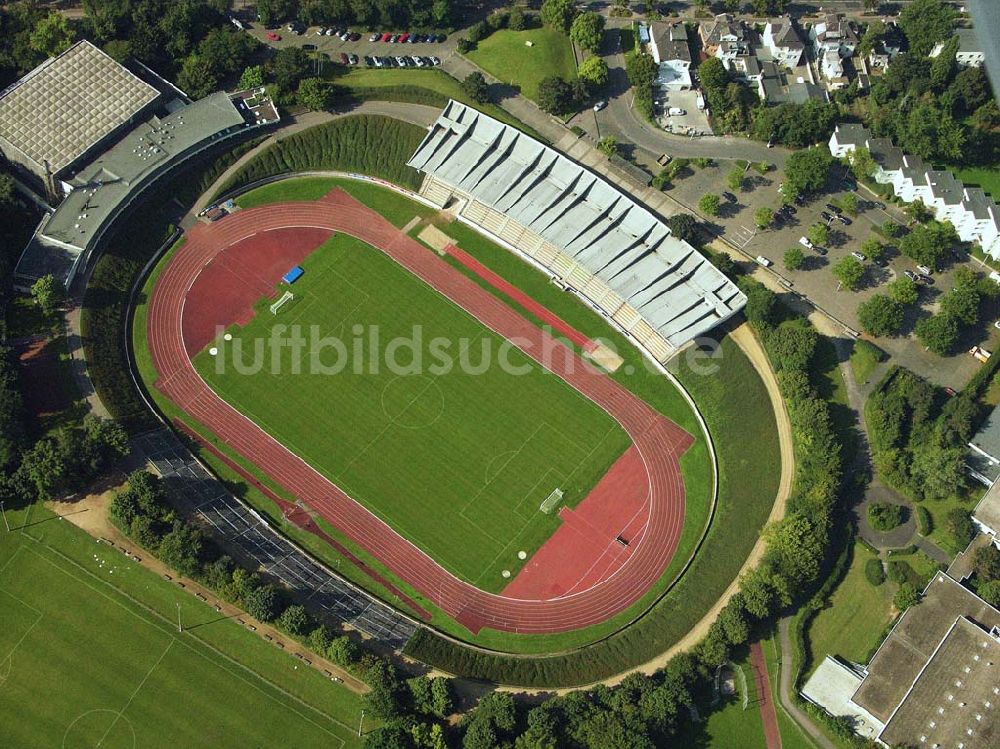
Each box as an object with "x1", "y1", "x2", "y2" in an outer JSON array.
[
  {"x1": 0, "y1": 40, "x2": 278, "y2": 289},
  {"x1": 407, "y1": 100, "x2": 746, "y2": 361}
]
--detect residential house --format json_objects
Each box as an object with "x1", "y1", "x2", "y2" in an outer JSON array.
[
  {"x1": 700, "y1": 14, "x2": 750, "y2": 64},
  {"x1": 762, "y1": 16, "x2": 805, "y2": 68},
  {"x1": 648, "y1": 22, "x2": 692, "y2": 91},
  {"x1": 810, "y1": 14, "x2": 858, "y2": 58},
  {"x1": 757, "y1": 61, "x2": 828, "y2": 105},
  {"x1": 728, "y1": 54, "x2": 762, "y2": 83},
  {"x1": 829, "y1": 123, "x2": 1000, "y2": 258}
]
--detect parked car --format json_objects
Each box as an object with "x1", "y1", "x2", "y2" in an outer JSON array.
[
  {"x1": 430, "y1": 56, "x2": 441, "y2": 66},
  {"x1": 904, "y1": 270, "x2": 918, "y2": 281},
  {"x1": 723, "y1": 192, "x2": 736, "y2": 203},
  {"x1": 826, "y1": 203, "x2": 841, "y2": 214},
  {"x1": 349, "y1": 32, "x2": 360, "y2": 41},
  {"x1": 919, "y1": 274, "x2": 934, "y2": 285},
  {"x1": 836, "y1": 215, "x2": 852, "y2": 225},
  {"x1": 821, "y1": 211, "x2": 834, "y2": 222},
  {"x1": 303, "y1": 43, "x2": 317, "y2": 51},
  {"x1": 850, "y1": 251, "x2": 866, "y2": 262},
  {"x1": 381, "y1": 32, "x2": 393, "y2": 41},
  {"x1": 325, "y1": 28, "x2": 335, "y2": 35},
  {"x1": 339, "y1": 52, "x2": 349, "y2": 64},
  {"x1": 370, "y1": 32, "x2": 381, "y2": 42},
  {"x1": 398, "y1": 33, "x2": 410, "y2": 42},
  {"x1": 364, "y1": 55, "x2": 375, "y2": 66},
  {"x1": 799, "y1": 236, "x2": 814, "y2": 250},
  {"x1": 373, "y1": 56, "x2": 384, "y2": 67},
  {"x1": 667, "y1": 107, "x2": 686, "y2": 116},
  {"x1": 871, "y1": 200, "x2": 886, "y2": 210},
  {"x1": 349, "y1": 54, "x2": 359, "y2": 65},
  {"x1": 916, "y1": 264, "x2": 932, "y2": 275},
  {"x1": 593, "y1": 99, "x2": 607, "y2": 112},
  {"x1": 755, "y1": 255, "x2": 773, "y2": 267},
  {"x1": 413, "y1": 56, "x2": 425, "y2": 66},
  {"x1": 266, "y1": 31, "x2": 281, "y2": 41}
]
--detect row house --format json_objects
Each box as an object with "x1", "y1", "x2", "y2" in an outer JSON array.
[
  {"x1": 830, "y1": 123, "x2": 1000, "y2": 258},
  {"x1": 648, "y1": 22, "x2": 693, "y2": 91},
  {"x1": 699, "y1": 14, "x2": 750, "y2": 64},
  {"x1": 762, "y1": 16, "x2": 805, "y2": 68}
]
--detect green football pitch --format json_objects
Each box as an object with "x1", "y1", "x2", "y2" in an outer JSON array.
[
  {"x1": 195, "y1": 234, "x2": 630, "y2": 590},
  {"x1": 0, "y1": 507, "x2": 364, "y2": 749}
]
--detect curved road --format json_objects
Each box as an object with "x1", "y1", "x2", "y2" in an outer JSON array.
[{"x1": 148, "y1": 189, "x2": 694, "y2": 635}]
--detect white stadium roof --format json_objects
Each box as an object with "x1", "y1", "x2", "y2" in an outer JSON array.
[{"x1": 407, "y1": 101, "x2": 745, "y2": 349}]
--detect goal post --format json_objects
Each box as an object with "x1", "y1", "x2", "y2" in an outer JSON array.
[
  {"x1": 539, "y1": 487, "x2": 564, "y2": 514},
  {"x1": 270, "y1": 291, "x2": 294, "y2": 315}
]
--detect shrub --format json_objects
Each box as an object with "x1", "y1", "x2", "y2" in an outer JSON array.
[
  {"x1": 887, "y1": 560, "x2": 922, "y2": 588},
  {"x1": 915, "y1": 505, "x2": 932, "y2": 536},
  {"x1": 946, "y1": 508, "x2": 975, "y2": 548},
  {"x1": 865, "y1": 558, "x2": 886, "y2": 586},
  {"x1": 868, "y1": 502, "x2": 905, "y2": 531}
]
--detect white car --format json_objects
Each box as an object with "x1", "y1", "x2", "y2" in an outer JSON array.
[
  {"x1": 916, "y1": 264, "x2": 932, "y2": 275},
  {"x1": 755, "y1": 255, "x2": 773, "y2": 267},
  {"x1": 799, "y1": 236, "x2": 814, "y2": 250},
  {"x1": 851, "y1": 251, "x2": 866, "y2": 262},
  {"x1": 593, "y1": 100, "x2": 608, "y2": 112},
  {"x1": 369, "y1": 32, "x2": 381, "y2": 42}
]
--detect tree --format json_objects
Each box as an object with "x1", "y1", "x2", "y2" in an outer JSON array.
[
  {"x1": 727, "y1": 167, "x2": 745, "y2": 192},
  {"x1": 899, "y1": 0, "x2": 958, "y2": 56},
  {"x1": 176, "y1": 55, "x2": 217, "y2": 99},
  {"x1": 898, "y1": 222, "x2": 956, "y2": 270},
  {"x1": 946, "y1": 508, "x2": 975, "y2": 547},
  {"x1": 597, "y1": 136, "x2": 617, "y2": 158},
  {"x1": 577, "y1": 56, "x2": 609, "y2": 88},
  {"x1": 30, "y1": 13, "x2": 75, "y2": 58},
  {"x1": 536, "y1": 76, "x2": 574, "y2": 114},
  {"x1": 930, "y1": 35, "x2": 959, "y2": 89},
  {"x1": 297, "y1": 78, "x2": 331, "y2": 111},
  {"x1": 0, "y1": 173, "x2": 14, "y2": 208},
  {"x1": 256, "y1": 0, "x2": 298, "y2": 26},
  {"x1": 973, "y1": 544, "x2": 1000, "y2": 581},
  {"x1": 508, "y1": 6, "x2": 527, "y2": 31},
  {"x1": 698, "y1": 56, "x2": 729, "y2": 93},
  {"x1": 978, "y1": 580, "x2": 1000, "y2": 608},
  {"x1": 868, "y1": 501, "x2": 905, "y2": 531},
  {"x1": 327, "y1": 636, "x2": 361, "y2": 666},
  {"x1": 666, "y1": 213, "x2": 698, "y2": 243},
  {"x1": 31, "y1": 274, "x2": 65, "y2": 315},
  {"x1": 766, "y1": 319, "x2": 818, "y2": 372},
  {"x1": 461, "y1": 72, "x2": 490, "y2": 103},
  {"x1": 847, "y1": 147, "x2": 877, "y2": 181},
  {"x1": 861, "y1": 237, "x2": 886, "y2": 264},
  {"x1": 894, "y1": 582, "x2": 920, "y2": 611},
  {"x1": 699, "y1": 193, "x2": 721, "y2": 216},
  {"x1": 271, "y1": 46, "x2": 312, "y2": 95},
  {"x1": 832, "y1": 256, "x2": 864, "y2": 291},
  {"x1": 915, "y1": 313, "x2": 959, "y2": 355},
  {"x1": 784, "y1": 147, "x2": 833, "y2": 196},
  {"x1": 941, "y1": 267, "x2": 982, "y2": 325},
  {"x1": 570, "y1": 11, "x2": 604, "y2": 53},
  {"x1": 784, "y1": 247, "x2": 805, "y2": 270},
  {"x1": 624, "y1": 51, "x2": 658, "y2": 119},
  {"x1": 888, "y1": 276, "x2": 919, "y2": 305},
  {"x1": 540, "y1": 0, "x2": 577, "y2": 32},
  {"x1": 244, "y1": 584, "x2": 282, "y2": 622},
  {"x1": 807, "y1": 222, "x2": 829, "y2": 248},
  {"x1": 754, "y1": 207, "x2": 774, "y2": 230},
  {"x1": 239, "y1": 65, "x2": 265, "y2": 90},
  {"x1": 276, "y1": 604, "x2": 310, "y2": 635},
  {"x1": 858, "y1": 295, "x2": 904, "y2": 336},
  {"x1": 740, "y1": 280, "x2": 778, "y2": 329},
  {"x1": 840, "y1": 193, "x2": 859, "y2": 216}
]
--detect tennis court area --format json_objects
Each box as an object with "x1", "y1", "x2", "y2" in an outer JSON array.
[{"x1": 193, "y1": 233, "x2": 630, "y2": 590}]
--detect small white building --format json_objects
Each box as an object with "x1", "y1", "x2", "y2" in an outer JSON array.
[
  {"x1": 762, "y1": 16, "x2": 805, "y2": 68},
  {"x1": 829, "y1": 123, "x2": 1000, "y2": 259}
]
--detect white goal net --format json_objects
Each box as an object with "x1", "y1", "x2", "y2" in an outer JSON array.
[{"x1": 269, "y1": 291, "x2": 294, "y2": 315}]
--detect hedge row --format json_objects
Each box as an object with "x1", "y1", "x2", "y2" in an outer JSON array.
[
  {"x1": 82, "y1": 139, "x2": 260, "y2": 426},
  {"x1": 215, "y1": 115, "x2": 426, "y2": 197}
]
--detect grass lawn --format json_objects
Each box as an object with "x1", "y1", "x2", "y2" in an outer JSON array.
[
  {"x1": 327, "y1": 67, "x2": 545, "y2": 140},
  {"x1": 676, "y1": 650, "x2": 767, "y2": 749},
  {"x1": 195, "y1": 233, "x2": 630, "y2": 590},
  {"x1": 923, "y1": 492, "x2": 979, "y2": 555},
  {"x1": 0, "y1": 504, "x2": 365, "y2": 748},
  {"x1": 953, "y1": 165, "x2": 1000, "y2": 201},
  {"x1": 850, "y1": 340, "x2": 884, "y2": 385},
  {"x1": 234, "y1": 176, "x2": 435, "y2": 228},
  {"x1": 467, "y1": 28, "x2": 577, "y2": 102},
  {"x1": 805, "y1": 542, "x2": 895, "y2": 674}
]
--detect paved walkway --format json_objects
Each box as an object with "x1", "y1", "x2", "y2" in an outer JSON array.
[{"x1": 777, "y1": 617, "x2": 837, "y2": 749}]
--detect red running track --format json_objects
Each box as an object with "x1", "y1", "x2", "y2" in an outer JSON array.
[{"x1": 147, "y1": 188, "x2": 692, "y2": 634}]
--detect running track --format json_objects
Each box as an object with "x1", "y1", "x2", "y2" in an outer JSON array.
[{"x1": 147, "y1": 189, "x2": 691, "y2": 634}]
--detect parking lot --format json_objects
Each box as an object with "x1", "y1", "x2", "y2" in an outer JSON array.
[
  {"x1": 654, "y1": 90, "x2": 711, "y2": 136},
  {"x1": 245, "y1": 21, "x2": 452, "y2": 66}
]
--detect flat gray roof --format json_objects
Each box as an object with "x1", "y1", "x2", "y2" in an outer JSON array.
[
  {"x1": 879, "y1": 617, "x2": 1000, "y2": 749},
  {"x1": 407, "y1": 100, "x2": 746, "y2": 349},
  {"x1": 853, "y1": 573, "x2": 1000, "y2": 723},
  {"x1": 974, "y1": 480, "x2": 1000, "y2": 534},
  {"x1": 0, "y1": 40, "x2": 160, "y2": 175},
  {"x1": 15, "y1": 91, "x2": 260, "y2": 285}
]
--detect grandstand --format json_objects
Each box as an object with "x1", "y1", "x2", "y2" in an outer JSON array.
[
  {"x1": 407, "y1": 100, "x2": 746, "y2": 361},
  {"x1": 1, "y1": 41, "x2": 279, "y2": 290}
]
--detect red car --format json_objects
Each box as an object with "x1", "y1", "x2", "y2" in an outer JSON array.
[
  {"x1": 266, "y1": 31, "x2": 281, "y2": 41},
  {"x1": 398, "y1": 33, "x2": 410, "y2": 43},
  {"x1": 381, "y1": 32, "x2": 392, "y2": 42},
  {"x1": 339, "y1": 52, "x2": 349, "y2": 65}
]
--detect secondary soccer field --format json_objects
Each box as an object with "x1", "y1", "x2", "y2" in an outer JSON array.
[
  {"x1": 194, "y1": 234, "x2": 631, "y2": 590},
  {"x1": 0, "y1": 509, "x2": 363, "y2": 749}
]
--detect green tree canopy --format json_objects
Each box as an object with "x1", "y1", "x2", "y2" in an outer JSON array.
[
  {"x1": 858, "y1": 295, "x2": 904, "y2": 336},
  {"x1": 888, "y1": 276, "x2": 919, "y2": 305},
  {"x1": 915, "y1": 312, "x2": 959, "y2": 355},
  {"x1": 536, "y1": 76, "x2": 575, "y2": 114},
  {"x1": 698, "y1": 193, "x2": 721, "y2": 216},
  {"x1": 29, "y1": 13, "x2": 75, "y2": 58},
  {"x1": 461, "y1": 71, "x2": 490, "y2": 103},
  {"x1": 296, "y1": 77, "x2": 331, "y2": 111},
  {"x1": 784, "y1": 147, "x2": 833, "y2": 196},
  {"x1": 832, "y1": 256, "x2": 865, "y2": 291},
  {"x1": 570, "y1": 11, "x2": 605, "y2": 53},
  {"x1": 577, "y1": 56, "x2": 609, "y2": 88},
  {"x1": 784, "y1": 247, "x2": 805, "y2": 270},
  {"x1": 540, "y1": 0, "x2": 578, "y2": 32},
  {"x1": 899, "y1": 0, "x2": 957, "y2": 56}
]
